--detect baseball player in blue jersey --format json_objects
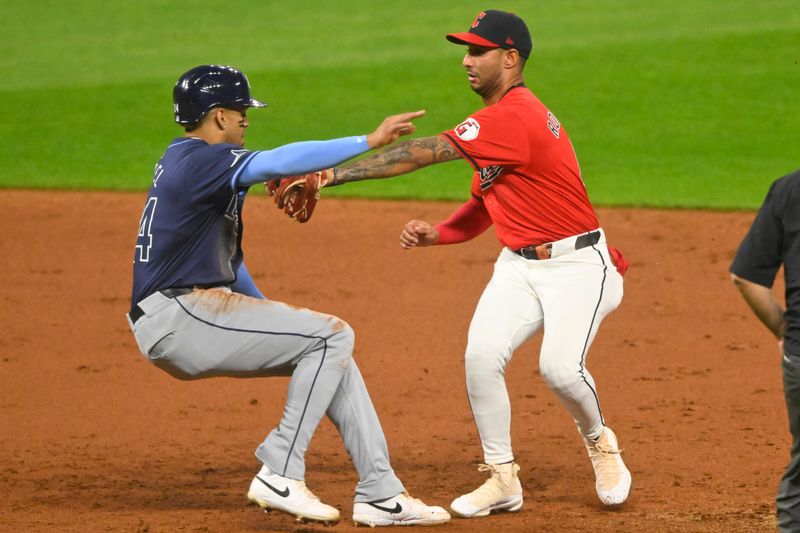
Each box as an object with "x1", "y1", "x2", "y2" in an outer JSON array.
[{"x1": 127, "y1": 65, "x2": 450, "y2": 527}]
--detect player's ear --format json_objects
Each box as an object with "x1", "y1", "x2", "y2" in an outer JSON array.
[
  {"x1": 212, "y1": 108, "x2": 227, "y2": 130},
  {"x1": 503, "y1": 49, "x2": 520, "y2": 70}
]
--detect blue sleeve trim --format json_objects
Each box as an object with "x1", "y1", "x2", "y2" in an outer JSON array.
[
  {"x1": 230, "y1": 151, "x2": 261, "y2": 190},
  {"x1": 238, "y1": 135, "x2": 368, "y2": 187}
]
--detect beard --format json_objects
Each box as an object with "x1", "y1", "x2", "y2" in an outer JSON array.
[{"x1": 470, "y1": 74, "x2": 502, "y2": 100}]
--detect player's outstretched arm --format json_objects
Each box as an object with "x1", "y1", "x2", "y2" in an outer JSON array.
[
  {"x1": 238, "y1": 110, "x2": 425, "y2": 187},
  {"x1": 257, "y1": 110, "x2": 430, "y2": 223},
  {"x1": 331, "y1": 135, "x2": 463, "y2": 186}
]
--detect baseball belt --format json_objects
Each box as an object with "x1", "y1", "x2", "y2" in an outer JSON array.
[
  {"x1": 128, "y1": 287, "x2": 195, "y2": 326},
  {"x1": 513, "y1": 230, "x2": 601, "y2": 260}
]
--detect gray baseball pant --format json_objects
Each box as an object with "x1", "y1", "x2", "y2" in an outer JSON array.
[
  {"x1": 127, "y1": 287, "x2": 404, "y2": 502},
  {"x1": 778, "y1": 350, "x2": 800, "y2": 531}
]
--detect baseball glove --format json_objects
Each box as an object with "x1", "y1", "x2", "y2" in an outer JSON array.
[{"x1": 266, "y1": 168, "x2": 334, "y2": 223}]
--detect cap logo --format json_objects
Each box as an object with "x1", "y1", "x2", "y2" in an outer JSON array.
[
  {"x1": 471, "y1": 11, "x2": 486, "y2": 29},
  {"x1": 455, "y1": 117, "x2": 480, "y2": 141},
  {"x1": 506, "y1": 37, "x2": 514, "y2": 45}
]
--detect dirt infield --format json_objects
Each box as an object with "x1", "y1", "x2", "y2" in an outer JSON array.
[{"x1": 0, "y1": 190, "x2": 787, "y2": 532}]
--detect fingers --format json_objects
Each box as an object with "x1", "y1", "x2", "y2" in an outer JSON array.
[
  {"x1": 395, "y1": 123, "x2": 417, "y2": 136},
  {"x1": 399, "y1": 221, "x2": 420, "y2": 249},
  {"x1": 400, "y1": 233, "x2": 418, "y2": 249},
  {"x1": 394, "y1": 110, "x2": 426, "y2": 122},
  {"x1": 386, "y1": 110, "x2": 426, "y2": 128},
  {"x1": 368, "y1": 110, "x2": 426, "y2": 149},
  {"x1": 399, "y1": 220, "x2": 432, "y2": 249},
  {"x1": 390, "y1": 110, "x2": 424, "y2": 137}
]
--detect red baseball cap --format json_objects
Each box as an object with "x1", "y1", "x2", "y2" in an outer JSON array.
[{"x1": 446, "y1": 10, "x2": 532, "y2": 59}]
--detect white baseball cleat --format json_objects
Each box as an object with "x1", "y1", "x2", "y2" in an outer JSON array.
[
  {"x1": 352, "y1": 492, "x2": 451, "y2": 527},
  {"x1": 583, "y1": 426, "x2": 632, "y2": 506},
  {"x1": 247, "y1": 465, "x2": 340, "y2": 524},
  {"x1": 450, "y1": 462, "x2": 523, "y2": 518}
]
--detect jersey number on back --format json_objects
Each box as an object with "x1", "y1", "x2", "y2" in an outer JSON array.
[{"x1": 136, "y1": 197, "x2": 157, "y2": 262}]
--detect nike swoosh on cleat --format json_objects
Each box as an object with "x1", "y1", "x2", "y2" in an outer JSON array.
[
  {"x1": 256, "y1": 476, "x2": 290, "y2": 498},
  {"x1": 368, "y1": 501, "x2": 402, "y2": 514}
]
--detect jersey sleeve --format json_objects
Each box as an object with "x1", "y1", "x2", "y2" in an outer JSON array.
[
  {"x1": 434, "y1": 196, "x2": 492, "y2": 245},
  {"x1": 236, "y1": 136, "x2": 369, "y2": 187},
  {"x1": 184, "y1": 144, "x2": 255, "y2": 202},
  {"x1": 441, "y1": 107, "x2": 528, "y2": 171},
  {"x1": 730, "y1": 181, "x2": 784, "y2": 288}
]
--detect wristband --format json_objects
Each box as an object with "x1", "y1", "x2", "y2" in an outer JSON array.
[{"x1": 327, "y1": 167, "x2": 343, "y2": 187}]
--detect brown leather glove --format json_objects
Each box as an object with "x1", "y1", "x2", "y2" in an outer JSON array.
[{"x1": 266, "y1": 168, "x2": 333, "y2": 223}]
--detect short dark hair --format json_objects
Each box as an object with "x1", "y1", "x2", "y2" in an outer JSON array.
[{"x1": 182, "y1": 107, "x2": 218, "y2": 132}]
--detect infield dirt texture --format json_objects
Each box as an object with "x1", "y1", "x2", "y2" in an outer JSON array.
[
  {"x1": 1, "y1": 1, "x2": 798, "y2": 532},
  {"x1": 0, "y1": 192, "x2": 788, "y2": 531}
]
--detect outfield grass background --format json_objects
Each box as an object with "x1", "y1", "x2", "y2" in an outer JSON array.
[{"x1": 1, "y1": 0, "x2": 796, "y2": 208}]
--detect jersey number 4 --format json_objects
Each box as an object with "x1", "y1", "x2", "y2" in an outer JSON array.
[{"x1": 136, "y1": 197, "x2": 157, "y2": 262}]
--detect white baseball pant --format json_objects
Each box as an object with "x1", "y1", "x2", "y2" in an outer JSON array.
[{"x1": 465, "y1": 228, "x2": 623, "y2": 463}]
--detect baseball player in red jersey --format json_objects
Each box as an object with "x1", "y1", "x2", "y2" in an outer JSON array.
[{"x1": 287, "y1": 9, "x2": 632, "y2": 517}]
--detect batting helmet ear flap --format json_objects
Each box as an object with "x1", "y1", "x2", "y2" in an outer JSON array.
[{"x1": 173, "y1": 65, "x2": 267, "y2": 126}]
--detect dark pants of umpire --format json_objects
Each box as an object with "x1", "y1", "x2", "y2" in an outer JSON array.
[{"x1": 778, "y1": 351, "x2": 800, "y2": 532}]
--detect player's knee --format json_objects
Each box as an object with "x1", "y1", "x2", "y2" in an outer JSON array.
[
  {"x1": 326, "y1": 320, "x2": 355, "y2": 359},
  {"x1": 539, "y1": 360, "x2": 581, "y2": 393},
  {"x1": 465, "y1": 337, "x2": 510, "y2": 376}
]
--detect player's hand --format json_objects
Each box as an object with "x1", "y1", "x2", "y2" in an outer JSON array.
[
  {"x1": 367, "y1": 110, "x2": 426, "y2": 149},
  {"x1": 400, "y1": 220, "x2": 439, "y2": 249}
]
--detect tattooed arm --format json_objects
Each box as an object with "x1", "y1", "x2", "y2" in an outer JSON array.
[{"x1": 331, "y1": 135, "x2": 461, "y2": 185}]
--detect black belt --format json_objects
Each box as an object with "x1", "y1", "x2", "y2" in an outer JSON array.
[
  {"x1": 128, "y1": 287, "x2": 195, "y2": 325},
  {"x1": 513, "y1": 230, "x2": 601, "y2": 260}
]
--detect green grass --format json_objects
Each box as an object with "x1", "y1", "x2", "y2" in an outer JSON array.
[{"x1": 1, "y1": 0, "x2": 797, "y2": 208}]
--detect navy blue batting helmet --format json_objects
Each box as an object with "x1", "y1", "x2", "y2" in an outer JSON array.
[{"x1": 173, "y1": 65, "x2": 267, "y2": 126}]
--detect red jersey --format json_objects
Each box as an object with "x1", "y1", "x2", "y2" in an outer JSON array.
[{"x1": 441, "y1": 85, "x2": 599, "y2": 250}]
